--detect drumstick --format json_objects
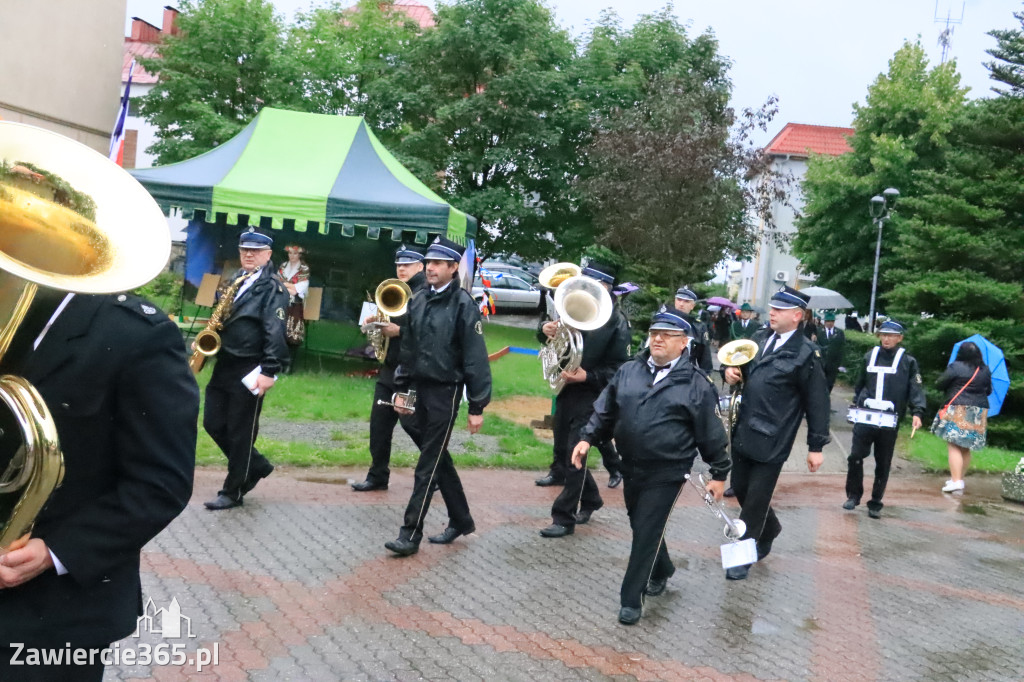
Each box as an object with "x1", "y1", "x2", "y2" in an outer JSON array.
[{"x1": 910, "y1": 424, "x2": 918, "y2": 439}]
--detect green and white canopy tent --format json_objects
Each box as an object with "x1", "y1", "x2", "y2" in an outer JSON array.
[{"x1": 130, "y1": 108, "x2": 477, "y2": 321}]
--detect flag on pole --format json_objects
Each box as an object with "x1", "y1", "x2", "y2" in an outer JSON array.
[{"x1": 109, "y1": 59, "x2": 135, "y2": 166}]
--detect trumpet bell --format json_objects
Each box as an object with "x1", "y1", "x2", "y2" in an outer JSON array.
[
  {"x1": 717, "y1": 339, "x2": 760, "y2": 367},
  {"x1": 538, "y1": 262, "x2": 581, "y2": 289},
  {"x1": 554, "y1": 275, "x2": 612, "y2": 331},
  {"x1": 375, "y1": 278, "x2": 413, "y2": 317}
]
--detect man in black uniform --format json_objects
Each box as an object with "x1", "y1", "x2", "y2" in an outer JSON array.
[
  {"x1": 385, "y1": 236, "x2": 491, "y2": 556},
  {"x1": 673, "y1": 286, "x2": 713, "y2": 373},
  {"x1": 203, "y1": 228, "x2": 290, "y2": 510},
  {"x1": 723, "y1": 286, "x2": 830, "y2": 580},
  {"x1": 539, "y1": 260, "x2": 632, "y2": 538},
  {"x1": 817, "y1": 311, "x2": 846, "y2": 394},
  {"x1": 844, "y1": 320, "x2": 925, "y2": 518},
  {"x1": 573, "y1": 306, "x2": 730, "y2": 625},
  {"x1": 0, "y1": 291, "x2": 198, "y2": 681},
  {"x1": 353, "y1": 244, "x2": 428, "y2": 491}
]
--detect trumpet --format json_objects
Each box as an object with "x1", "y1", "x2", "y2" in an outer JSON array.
[
  {"x1": 376, "y1": 390, "x2": 417, "y2": 413},
  {"x1": 716, "y1": 339, "x2": 759, "y2": 451},
  {"x1": 365, "y1": 278, "x2": 412, "y2": 362},
  {"x1": 686, "y1": 471, "x2": 746, "y2": 541}
]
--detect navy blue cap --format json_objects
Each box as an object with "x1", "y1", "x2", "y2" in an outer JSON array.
[
  {"x1": 239, "y1": 227, "x2": 273, "y2": 250},
  {"x1": 674, "y1": 286, "x2": 698, "y2": 301},
  {"x1": 877, "y1": 320, "x2": 905, "y2": 335},
  {"x1": 649, "y1": 305, "x2": 693, "y2": 334},
  {"x1": 769, "y1": 286, "x2": 810, "y2": 310},
  {"x1": 424, "y1": 236, "x2": 465, "y2": 262},
  {"x1": 580, "y1": 259, "x2": 617, "y2": 285},
  {"x1": 395, "y1": 244, "x2": 425, "y2": 264}
]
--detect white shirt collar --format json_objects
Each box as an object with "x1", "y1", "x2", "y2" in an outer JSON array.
[
  {"x1": 769, "y1": 328, "x2": 797, "y2": 351},
  {"x1": 647, "y1": 352, "x2": 683, "y2": 383},
  {"x1": 431, "y1": 279, "x2": 454, "y2": 294}
]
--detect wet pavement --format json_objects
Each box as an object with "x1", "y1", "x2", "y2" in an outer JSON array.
[{"x1": 106, "y1": 457, "x2": 1024, "y2": 681}]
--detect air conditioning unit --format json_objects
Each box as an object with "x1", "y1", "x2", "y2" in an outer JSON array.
[{"x1": 773, "y1": 270, "x2": 790, "y2": 282}]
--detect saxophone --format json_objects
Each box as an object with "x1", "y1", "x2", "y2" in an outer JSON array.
[{"x1": 188, "y1": 270, "x2": 255, "y2": 374}]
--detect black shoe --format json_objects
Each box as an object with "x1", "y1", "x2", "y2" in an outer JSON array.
[
  {"x1": 756, "y1": 537, "x2": 774, "y2": 561},
  {"x1": 574, "y1": 509, "x2": 594, "y2": 525},
  {"x1": 725, "y1": 564, "x2": 750, "y2": 581},
  {"x1": 204, "y1": 494, "x2": 242, "y2": 510},
  {"x1": 352, "y1": 480, "x2": 389, "y2": 492},
  {"x1": 384, "y1": 538, "x2": 420, "y2": 556},
  {"x1": 539, "y1": 524, "x2": 574, "y2": 538},
  {"x1": 535, "y1": 475, "x2": 565, "y2": 487},
  {"x1": 607, "y1": 472, "x2": 622, "y2": 489},
  {"x1": 868, "y1": 508, "x2": 882, "y2": 519},
  {"x1": 241, "y1": 464, "x2": 274, "y2": 495},
  {"x1": 644, "y1": 577, "x2": 668, "y2": 596},
  {"x1": 428, "y1": 525, "x2": 475, "y2": 544},
  {"x1": 618, "y1": 606, "x2": 641, "y2": 625},
  {"x1": 842, "y1": 498, "x2": 858, "y2": 510},
  {"x1": 723, "y1": 486, "x2": 736, "y2": 498}
]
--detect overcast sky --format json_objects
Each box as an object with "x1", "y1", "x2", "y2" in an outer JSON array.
[{"x1": 126, "y1": 0, "x2": 1023, "y2": 142}]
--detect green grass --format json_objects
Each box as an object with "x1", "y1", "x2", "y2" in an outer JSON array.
[
  {"x1": 900, "y1": 428, "x2": 1022, "y2": 474},
  {"x1": 196, "y1": 320, "x2": 556, "y2": 469}
]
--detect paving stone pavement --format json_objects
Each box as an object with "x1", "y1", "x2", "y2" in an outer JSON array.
[{"x1": 101, "y1": 459, "x2": 1024, "y2": 682}]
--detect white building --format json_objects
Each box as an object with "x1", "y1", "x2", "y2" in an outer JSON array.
[{"x1": 737, "y1": 123, "x2": 853, "y2": 309}]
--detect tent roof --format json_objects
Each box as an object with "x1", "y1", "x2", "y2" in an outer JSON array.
[{"x1": 130, "y1": 108, "x2": 476, "y2": 243}]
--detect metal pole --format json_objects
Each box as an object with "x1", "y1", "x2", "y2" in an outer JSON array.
[{"x1": 867, "y1": 216, "x2": 883, "y2": 333}]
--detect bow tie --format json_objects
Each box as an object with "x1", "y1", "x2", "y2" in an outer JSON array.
[{"x1": 653, "y1": 364, "x2": 670, "y2": 373}]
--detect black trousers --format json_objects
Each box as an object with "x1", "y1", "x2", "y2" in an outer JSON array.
[
  {"x1": 547, "y1": 391, "x2": 620, "y2": 480},
  {"x1": 845, "y1": 424, "x2": 899, "y2": 511},
  {"x1": 398, "y1": 382, "x2": 473, "y2": 542},
  {"x1": 730, "y1": 451, "x2": 784, "y2": 545},
  {"x1": 204, "y1": 356, "x2": 274, "y2": 501},
  {"x1": 825, "y1": 364, "x2": 839, "y2": 393},
  {"x1": 620, "y1": 464, "x2": 685, "y2": 609},
  {"x1": 366, "y1": 378, "x2": 421, "y2": 484},
  {"x1": 550, "y1": 390, "x2": 603, "y2": 527}
]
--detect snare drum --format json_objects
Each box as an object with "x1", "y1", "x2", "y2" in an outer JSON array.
[{"x1": 846, "y1": 408, "x2": 898, "y2": 429}]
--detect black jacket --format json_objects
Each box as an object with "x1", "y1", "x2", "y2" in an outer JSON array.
[
  {"x1": 581, "y1": 348, "x2": 730, "y2": 479},
  {"x1": 733, "y1": 330, "x2": 831, "y2": 463},
  {"x1": 0, "y1": 294, "x2": 198, "y2": 647},
  {"x1": 682, "y1": 313, "x2": 714, "y2": 373},
  {"x1": 218, "y1": 264, "x2": 290, "y2": 376},
  {"x1": 852, "y1": 345, "x2": 927, "y2": 422},
  {"x1": 937, "y1": 361, "x2": 992, "y2": 408},
  {"x1": 817, "y1": 326, "x2": 845, "y2": 370},
  {"x1": 382, "y1": 270, "x2": 428, "y2": 375},
  {"x1": 396, "y1": 276, "x2": 492, "y2": 415}
]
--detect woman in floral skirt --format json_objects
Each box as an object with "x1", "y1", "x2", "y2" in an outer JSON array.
[{"x1": 931, "y1": 342, "x2": 992, "y2": 493}]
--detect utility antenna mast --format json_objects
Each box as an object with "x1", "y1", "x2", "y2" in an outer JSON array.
[{"x1": 934, "y1": 1, "x2": 965, "y2": 63}]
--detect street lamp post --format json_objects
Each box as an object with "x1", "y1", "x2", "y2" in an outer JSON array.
[{"x1": 866, "y1": 187, "x2": 899, "y2": 333}]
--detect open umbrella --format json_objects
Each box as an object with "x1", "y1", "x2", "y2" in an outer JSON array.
[
  {"x1": 949, "y1": 334, "x2": 1010, "y2": 417},
  {"x1": 705, "y1": 296, "x2": 736, "y2": 308},
  {"x1": 798, "y1": 286, "x2": 854, "y2": 310}
]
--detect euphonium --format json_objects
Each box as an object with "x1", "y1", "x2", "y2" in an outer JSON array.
[
  {"x1": 188, "y1": 270, "x2": 255, "y2": 374},
  {"x1": 366, "y1": 278, "x2": 412, "y2": 362},
  {"x1": 0, "y1": 122, "x2": 169, "y2": 550},
  {"x1": 716, "y1": 339, "x2": 760, "y2": 452},
  {"x1": 538, "y1": 272, "x2": 613, "y2": 394}
]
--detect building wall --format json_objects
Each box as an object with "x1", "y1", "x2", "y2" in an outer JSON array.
[
  {"x1": 738, "y1": 156, "x2": 815, "y2": 308},
  {"x1": 0, "y1": 0, "x2": 127, "y2": 153}
]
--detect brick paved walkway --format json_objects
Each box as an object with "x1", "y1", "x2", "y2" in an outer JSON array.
[{"x1": 104, "y1": 462, "x2": 1024, "y2": 682}]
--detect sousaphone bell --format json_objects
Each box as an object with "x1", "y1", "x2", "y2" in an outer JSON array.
[{"x1": 0, "y1": 122, "x2": 170, "y2": 550}]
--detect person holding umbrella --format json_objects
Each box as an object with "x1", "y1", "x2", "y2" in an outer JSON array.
[{"x1": 932, "y1": 341, "x2": 993, "y2": 493}]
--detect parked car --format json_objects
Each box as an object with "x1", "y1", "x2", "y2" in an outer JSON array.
[
  {"x1": 478, "y1": 261, "x2": 541, "y2": 287},
  {"x1": 473, "y1": 271, "x2": 542, "y2": 313}
]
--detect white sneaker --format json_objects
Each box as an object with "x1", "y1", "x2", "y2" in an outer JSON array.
[{"x1": 942, "y1": 479, "x2": 965, "y2": 492}]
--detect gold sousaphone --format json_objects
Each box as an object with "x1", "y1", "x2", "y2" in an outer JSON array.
[
  {"x1": 0, "y1": 122, "x2": 170, "y2": 550},
  {"x1": 716, "y1": 338, "x2": 760, "y2": 452}
]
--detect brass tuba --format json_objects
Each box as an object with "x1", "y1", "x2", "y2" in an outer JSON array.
[
  {"x1": 716, "y1": 339, "x2": 760, "y2": 453},
  {"x1": 538, "y1": 265, "x2": 613, "y2": 394},
  {"x1": 366, "y1": 278, "x2": 412, "y2": 362},
  {"x1": 0, "y1": 122, "x2": 169, "y2": 550}
]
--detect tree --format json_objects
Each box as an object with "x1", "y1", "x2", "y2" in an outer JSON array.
[
  {"x1": 985, "y1": 8, "x2": 1024, "y2": 96},
  {"x1": 139, "y1": 0, "x2": 300, "y2": 164},
  {"x1": 792, "y1": 42, "x2": 967, "y2": 311}
]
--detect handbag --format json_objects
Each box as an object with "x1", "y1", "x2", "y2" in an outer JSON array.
[{"x1": 938, "y1": 367, "x2": 979, "y2": 420}]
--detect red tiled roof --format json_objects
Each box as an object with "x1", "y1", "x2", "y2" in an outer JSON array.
[
  {"x1": 765, "y1": 123, "x2": 854, "y2": 157},
  {"x1": 124, "y1": 40, "x2": 160, "y2": 84},
  {"x1": 392, "y1": 0, "x2": 435, "y2": 28}
]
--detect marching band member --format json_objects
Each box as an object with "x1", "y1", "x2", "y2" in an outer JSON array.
[
  {"x1": 385, "y1": 237, "x2": 491, "y2": 556},
  {"x1": 844, "y1": 320, "x2": 925, "y2": 517},
  {"x1": 723, "y1": 286, "x2": 830, "y2": 580},
  {"x1": 572, "y1": 306, "x2": 729, "y2": 625},
  {"x1": 539, "y1": 260, "x2": 631, "y2": 538},
  {"x1": 352, "y1": 245, "x2": 428, "y2": 492},
  {"x1": 673, "y1": 286, "x2": 713, "y2": 372}
]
